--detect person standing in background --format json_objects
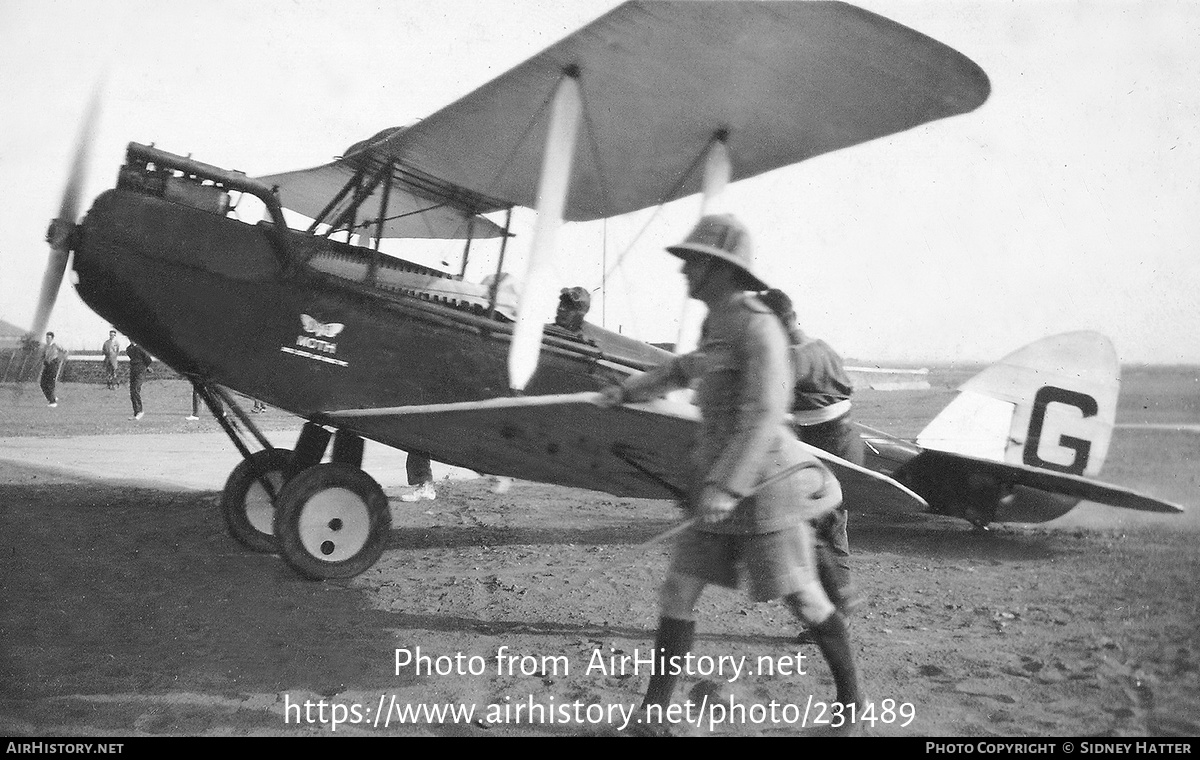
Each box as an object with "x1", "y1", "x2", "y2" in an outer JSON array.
[
  {"x1": 187, "y1": 386, "x2": 202, "y2": 421},
  {"x1": 758, "y1": 287, "x2": 864, "y2": 627},
  {"x1": 187, "y1": 382, "x2": 225, "y2": 422},
  {"x1": 102, "y1": 330, "x2": 121, "y2": 390},
  {"x1": 39, "y1": 331, "x2": 67, "y2": 407},
  {"x1": 399, "y1": 452, "x2": 436, "y2": 502},
  {"x1": 126, "y1": 342, "x2": 153, "y2": 421}
]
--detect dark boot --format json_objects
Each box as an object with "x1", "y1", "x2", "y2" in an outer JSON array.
[
  {"x1": 632, "y1": 616, "x2": 695, "y2": 736},
  {"x1": 810, "y1": 611, "x2": 865, "y2": 734}
]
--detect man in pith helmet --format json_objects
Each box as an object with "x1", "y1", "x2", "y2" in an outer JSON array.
[{"x1": 600, "y1": 214, "x2": 865, "y2": 735}]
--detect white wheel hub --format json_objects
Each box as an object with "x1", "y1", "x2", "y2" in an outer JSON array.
[
  {"x1": 245, "y1": 473, "x2": 282, "y2": 535},
  {"x1": 297, "y1": 487, "x2": 372, "y2": 562}
]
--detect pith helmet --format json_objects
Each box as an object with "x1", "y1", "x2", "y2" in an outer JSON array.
[{"x1": 666, "y1": 213, "x2": 768, "y2": 290}]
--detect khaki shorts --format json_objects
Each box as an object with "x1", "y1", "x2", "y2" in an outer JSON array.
[{"x1": 669, "y1": 523, "x2": 819, "y2": 602}]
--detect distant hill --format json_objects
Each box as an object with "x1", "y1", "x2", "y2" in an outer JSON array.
[{"x1": 0, "y1": 318, "x2": 28, "y2": 347}]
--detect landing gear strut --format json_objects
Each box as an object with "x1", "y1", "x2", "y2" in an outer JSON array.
[
  {"x1": 199, "y1": 381, "x2": 288, "y2": 552},
  {"x1": 961, "y1": 473, "x2": 1001, "y2": 530},
  {"x1": 204, "y1": 381, "x2": 391, "y2": 579}
]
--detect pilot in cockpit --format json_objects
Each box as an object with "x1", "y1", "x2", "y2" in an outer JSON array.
[{"x1": 552, "y1": 286, "x2": 591, "y2": 334}]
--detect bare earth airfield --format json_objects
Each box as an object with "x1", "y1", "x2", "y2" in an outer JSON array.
[{"x1": 1, "y1": 370, "x2": 1198, "y2": 737}]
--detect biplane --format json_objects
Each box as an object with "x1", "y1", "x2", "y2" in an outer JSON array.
[{"x1": 27, "y1": 1, "x2": 1181, "y2": 581}]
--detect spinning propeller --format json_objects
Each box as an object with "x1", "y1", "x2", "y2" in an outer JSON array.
[{"x1": 29, "y1": 88, "x2": 102, "y2": 342}]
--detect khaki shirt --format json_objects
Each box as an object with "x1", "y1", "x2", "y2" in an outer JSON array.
[
  {"x1": 625, "y1": 292, "x2": 839, "y2": 534},
  {"x1": 102, "y1": 338, "x2": 121, "y2": 365}
]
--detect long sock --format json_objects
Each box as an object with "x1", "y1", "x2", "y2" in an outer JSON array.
[
  {"x1": 810, "y1": 612, "x2": 864, "y2": 708},
  {"x1": 641, "y1": 616, "x2": 696, "y2": 709},
  {"x1": 815, "y1": 544, "x2": 850, "y2": 611}
]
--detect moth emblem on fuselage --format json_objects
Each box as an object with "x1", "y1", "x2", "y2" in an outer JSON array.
[
  {"x1": 300, "y1": 313, "x2": 344, "y2": 338},
  {"x1": 280, "y1": 313, "x2": 349, "y2": 367}
]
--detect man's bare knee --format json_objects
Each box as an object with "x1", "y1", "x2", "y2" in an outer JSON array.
[{"x1": 785, "y1": 582, "x2": 835, "y2": 626}]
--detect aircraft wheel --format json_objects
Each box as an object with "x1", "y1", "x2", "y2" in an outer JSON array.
[
  {"x1": 220, "y1": 447, "x2": 292, "y2": 552},
  {"x1": 274, "y1": 463, "x2": 391, "y2": 580}
]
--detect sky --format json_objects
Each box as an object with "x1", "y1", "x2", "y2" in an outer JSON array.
[{"x1": 1, "y1": 0, "x2": 1197, "y2": 364}]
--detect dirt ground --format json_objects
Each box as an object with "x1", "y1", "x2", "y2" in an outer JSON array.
[{"x1": 1, "y1": 371, "x2": 1199, "y2": 738}]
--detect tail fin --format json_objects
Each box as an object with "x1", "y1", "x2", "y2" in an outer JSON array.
[
  {"x1": 916, "y1": 331, "x2": 1123, "y2": 475},
  {"x1": 917, "y1": 331, "x2": 1119, "y2": 475},
  {"x1": 914, "y1": 332, "x2": 1120, "y2": 522}
]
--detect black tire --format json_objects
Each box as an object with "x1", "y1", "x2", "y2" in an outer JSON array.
[
  {"x1": 220, "y1": 448, "x2": 292, "y2": 553},
  {"x1": 274, "y1": 463, "x2": 391, "y2": 580}
]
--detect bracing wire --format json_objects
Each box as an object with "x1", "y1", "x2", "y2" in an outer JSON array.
[{"x1": 597, "y1": 138, "x2": 714, "y2": 288}]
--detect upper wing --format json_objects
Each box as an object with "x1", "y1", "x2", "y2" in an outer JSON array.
[
  {"x1": 263, "y1": 1, "x2": 990, "y2": 226},
  {"x1": 326, "y1": 391, "x2": 928, "y2": 511}
]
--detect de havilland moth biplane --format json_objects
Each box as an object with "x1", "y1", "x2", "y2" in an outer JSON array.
[{"x1": 29, "y1": 1, "x2": 1182, "y2": 580}]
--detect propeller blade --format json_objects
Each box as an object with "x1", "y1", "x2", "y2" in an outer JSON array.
[
  {"x1": 29, "y1": 251, "x2": 70, "y2": 346},
  {"x1": 30, "y1": 87, "x2": 102, "y2": 341},
  {"x1": 508, "y1": 75, "x2": 581, "y2": 391},
  {"x1": 673, "y1": 138, "x2": 730, "y2": 357}
]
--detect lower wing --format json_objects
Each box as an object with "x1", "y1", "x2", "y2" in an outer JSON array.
[{"x1": 326, "y1": 391, "x2": 928, "y2": 511}]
